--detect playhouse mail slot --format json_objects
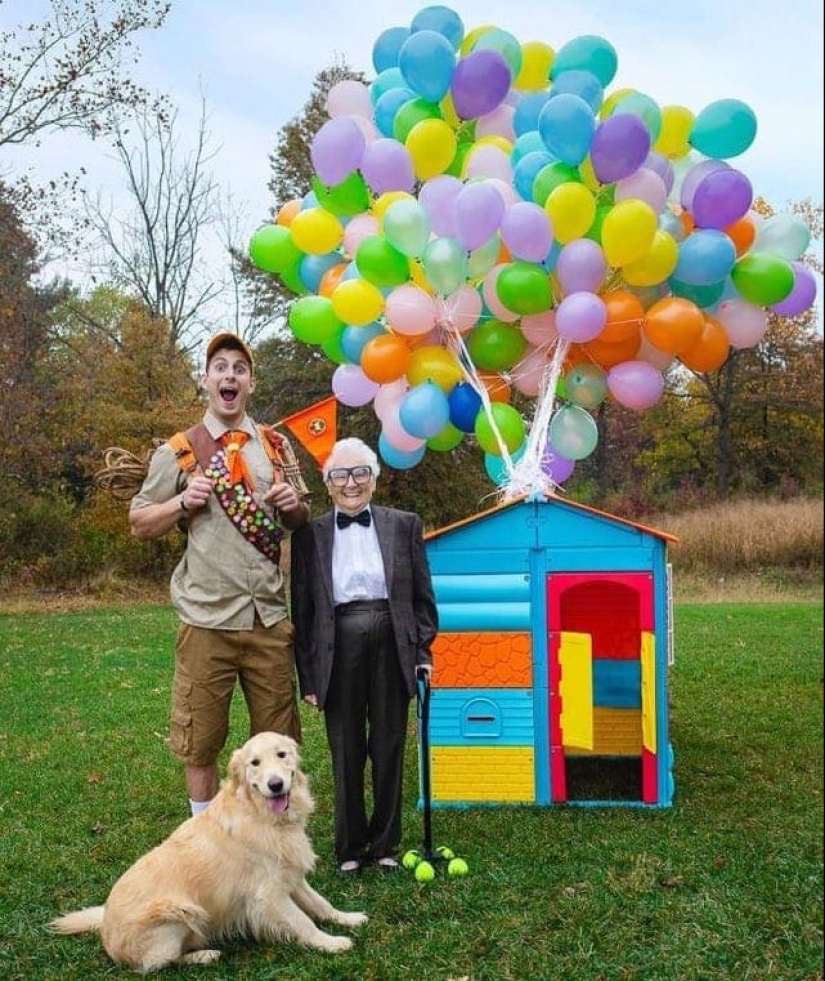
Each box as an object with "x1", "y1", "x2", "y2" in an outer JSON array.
[{"x1": 429, "y1": 689, "x2": 534, "y2": 745}]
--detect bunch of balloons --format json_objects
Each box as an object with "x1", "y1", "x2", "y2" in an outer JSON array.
[{"x1": 248, "y1": 4, "x2": 816, "y2": 494}]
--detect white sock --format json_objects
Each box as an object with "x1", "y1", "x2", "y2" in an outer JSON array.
[{"x1": 189, "y1": 799, "x2": 211, "y2": 816}]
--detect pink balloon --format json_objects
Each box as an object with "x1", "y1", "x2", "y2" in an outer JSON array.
[
  {"x1": 714, "y1": 299, "x2": 768, "y2": 348},
  {"x1": 385, "y1": 284, "x2": 438, "y2": 336},
  {"x1": 482, "y1": 264, "x2": 520, "y2": 323},
  {"x1": 437, "y1": 285, "x2": 483, "y2": 333},
  {"x1": 464, "y1": 144, "x2": 513, "y2": 183},
  {"x1": 331, "y1": 364, "x2": 380, "y2": 406},
  {"x1": 373, "y1": 379, "x2": 409, "y2": 421},
  {"x1": 381, "y1": 402, "x2": 426, "y2": 451},
  {"x1": 343, "y1": 214, "x2": 379, "y2": 257},
  {"x1": 512, "y1": 345, "x2": 550, "y2": 396},
  {"x1": 500, "y1": 201, "x2": 554, "y2": 262},
  {"x1": 607, "y1": 360, "x2": 665, "y2": 410},
  {"x1": 310, "y1": 116, "x2": 366, "y2": 185},
  {"x1": 555, "y1": 292, "x2": 607, "y2": 343},
  {"x1": 520, "y1": 310, "x2": 558, "y2": 348},
  {"x1": 615, "y1": 167, "x2": 668, "y2": 213},
  {"x1": 475, "y1": 103, "x2": 516, "y2": 142},
  {"x1": 326, "y1": 80, "x2": 372, "y2": 119},
  {"x1": 556, "y1": 239, "x2": 607, "y2": 295}
]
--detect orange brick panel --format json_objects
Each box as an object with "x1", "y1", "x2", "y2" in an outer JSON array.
[{"x1": 431, "y1": 632, "x2": 532, "y2": 688}]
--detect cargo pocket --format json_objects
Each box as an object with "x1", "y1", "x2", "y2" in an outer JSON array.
[{"x1": 169, "y1": 675, "x2": 194, "y2": 759}]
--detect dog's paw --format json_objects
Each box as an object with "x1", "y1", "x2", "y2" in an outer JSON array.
[
  {"x1": 178, "y1": 949, "x2": 221, "y2": 966},
  {"x1": 319, "y1": 934, "x2": 353, "y2": 954},
  {"x1": 338, "y1": 911, "x2": 368, "y2": 928}
]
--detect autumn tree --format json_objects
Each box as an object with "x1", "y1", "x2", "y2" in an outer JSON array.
[{"x1": 0, "y1": 0, "x2": 171, "y2": 254}]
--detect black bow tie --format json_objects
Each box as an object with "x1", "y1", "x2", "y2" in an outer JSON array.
[{"x1": 337, "y1": 510, "x2": 371, "y2": 529}]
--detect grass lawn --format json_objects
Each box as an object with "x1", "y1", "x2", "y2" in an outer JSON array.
[{"x1": 1, "y1": 602, "x2": 822, "y2": 980}]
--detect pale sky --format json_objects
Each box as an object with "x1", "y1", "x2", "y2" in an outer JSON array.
[{"x1": 4, "y1": 0, "x2": 824, "y2": 284}]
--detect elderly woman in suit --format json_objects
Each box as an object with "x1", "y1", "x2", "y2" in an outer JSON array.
[{"x1": 290, "y1": 437, "x2": 438, "y2": 873}]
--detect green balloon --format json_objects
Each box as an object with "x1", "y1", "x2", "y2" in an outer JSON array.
[
  {"x1": 355, "y1": 235, "x2": 410, "y2": 288},
  {"x1": 466, "y1": 319, "x2": 528, "y2": 371},
  {"x1": 288, "y1": 296, "x2": 343, "y2": 344},
  {"x1": 475, "y1": 403, "x2": 526, "y2": 454},
  {"x1": 393, "y1": 97, "x2": 442, "y2": 143},
  {"x1": 532, "y1": 162, "x2": 581, "y2": 206},
  {"x1": 312, "y1": 172, "x2": 370, "y2": 217},
  {"x1": 426, "y1": 422, "x2": 464, "y2": 451},
  {"x1": 249, "y1": 224, "x2": 302, "y2": 274},
  {"x1": 496, "y1": 261, "x2": 552, "y2": 315},
  {"x1": 731, "y1": 254, "x2": 795, "y2": 307}
]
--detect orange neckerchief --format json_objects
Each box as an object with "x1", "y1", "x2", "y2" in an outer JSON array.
[{"x1": 219, "y1": 430, "x2": 252, "y2": 487}]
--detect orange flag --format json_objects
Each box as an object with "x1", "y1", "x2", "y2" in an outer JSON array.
[{"x1": 277, "y1": 397, "x2": 337, "y2": 469}]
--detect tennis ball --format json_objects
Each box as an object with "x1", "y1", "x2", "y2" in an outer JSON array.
[
  {"x1": 435, "y1": 845, "x2": 455, "y2": 860},
  {"x1": 402, "y1": 849, "x2": 422, "y2": 870},
  {"x1": 414, "y1": 860, "x2": 435, "y2": 882},
  {"x1": 447, "y1": 857, "x2": 469, "y2": 877}
]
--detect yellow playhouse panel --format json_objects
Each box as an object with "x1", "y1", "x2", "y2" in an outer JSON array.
[
  {"x1": 431, "y1": 632, "x2": 532, "y2": 688},
  {"x1": 430, "y1": 746, "x2": 535, "y2": 803},
  {"x1": 565, "y1": 707, "x2": 642, "y2": 756}
]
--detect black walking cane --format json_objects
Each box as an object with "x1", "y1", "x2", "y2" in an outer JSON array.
[{"x1": 402, "y1": 668, "x2": 469, "y2": 881}]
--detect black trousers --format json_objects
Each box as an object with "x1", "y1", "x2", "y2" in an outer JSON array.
[{"x1": 324, "y1": 601, "x2": 410, "y2": 864}]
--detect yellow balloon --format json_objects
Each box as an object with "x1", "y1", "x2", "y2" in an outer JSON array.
[
  {"x1": 439, "y1": 91, "x2": 460, "y2": 129},
  {"x1": 600, "y1": 87, "x2": 637, "y2": 120},
  {"x1": 409, "y1": 260, "x2": 435, "y2": 293},
  {"x1": 289, "y1": 207, "x2": 343, "y2": 255},
  {"x1": 373, "y1": 191, "x2": 414, "y2": 222},
  {"x1": 515, "y1": 41, "x2": 555, "y2": 91},
  {"x1": 461, "y1": 24, "x2": 495, "y2": 55},
  {"x1": 545, "y1": 183, "x2": 596, "y2": 244},
  {"x1": 330, "y1": 278, "x2": 385, "y2": 326},
  {"x1": 654, "y1": 105, "x2": 695, "y2": 159},
  {"x1": 406, "y1": 118, "x2": 457, "y2": 180},
  {"x1": 406, "y1": 345, "x2": 463, "y2": 391},
  {"x1": 601, "y1": 199, "x2": 659, "y2": 267},
  {"x1": 579, "y1": 156, "x2": 602, "y2": 193},
  {"x1": 621, "y1": 229, "x2": 679, "y2": 287}
]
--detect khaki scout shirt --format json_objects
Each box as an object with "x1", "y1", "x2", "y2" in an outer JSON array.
[{"x1": 131, "y1": 412, "x2": 289, "y2": 630}]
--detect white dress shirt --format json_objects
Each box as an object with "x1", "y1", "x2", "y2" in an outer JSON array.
[{"x1": 332, "y1": 509, "x2": 388, "y2": 604}]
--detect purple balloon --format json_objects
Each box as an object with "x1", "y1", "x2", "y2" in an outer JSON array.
[
  {"x1": 500, "y1": 201, "x2": 554, "y2": 262},
  {"x1": 679, "y1": 159, "x2": 729, "y2": 212},
  {"x1": 360, "y1": 138, "x2": 415, "y2": 194},
  {"x1": 692, "y1": 168, "x2": 753, "y2": 229},
  {"x1": 769, "y1": 261, "x2": 817, "y2": 316},
  {"x1": 419, "y1": 174, "x2": 462, "y2": 237},
  {"x1": 451, "y1": 49, "x2": 511, "y2": 120},
  {"x1": 541, "y1": 449, "x2": 575, "y2": 484},
  {"x1": 454, "y1": 181, "x2": 506, "y2": 250},
  {"x1": 556, "y1": 239, "x2": 607, "y2": 295},
  {"x1": 607, "y1": 360, "x2": 664, "y2": 411},
  {"x1": 555, "y1": 292, "x2": 607, "y2": 343},
  {"x1": 310, "y1": 116, "x2": 366, "y2": 185},
  {"x1": 590, "y1": 113, "x2": 651, "y2": 184}
]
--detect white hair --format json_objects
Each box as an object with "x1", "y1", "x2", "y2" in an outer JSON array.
[{"x1": 322, "y1": 437, "x2": 381, "y2": 481}]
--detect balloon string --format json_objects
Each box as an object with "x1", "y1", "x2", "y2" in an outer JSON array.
[{"x1": 502, "y1": 337, "x2": 570, "y2": 502}]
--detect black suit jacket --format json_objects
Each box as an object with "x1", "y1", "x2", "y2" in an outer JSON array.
[{"x1": 290, "y1": 505, "x2": 438, "y2": 708}]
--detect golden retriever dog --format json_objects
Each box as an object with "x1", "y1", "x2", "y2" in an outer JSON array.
[{"x1": 49, "y1": 732, "x2": 367, "y2": 972}]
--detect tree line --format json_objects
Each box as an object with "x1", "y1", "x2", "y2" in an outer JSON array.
[{"x1": 0, "y1": 4, "x2": 822, "y2": 591}]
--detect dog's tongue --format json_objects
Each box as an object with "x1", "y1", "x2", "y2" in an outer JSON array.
[{"x1": 269, "y1": 794, "x2": 289, "y2": 814}]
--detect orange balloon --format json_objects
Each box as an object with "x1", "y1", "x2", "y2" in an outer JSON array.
[
  {"x1": 724, "y1": 215, "x2": 757, "y2": 257},
  {"x1": 583, "y1": 333, "x2": 641, "y2": 369},
  {"x1": 275, "y1": 198, "x2": 301, "y2": 227},
  {"x1": 477, "y1": 370, "x2": 512, "y2": 403},
  {"x1": 678, "y1": 315, "x2": 730, "y2": 373},
  {"x1": 318, "y1": 262, "x2": 348, "y2": 298},
  {"x1": 679, "y1": 209, "x2": 695, "y2": 236},
  {"x1": 643, "y1": 297, "x2": 704, "y2": 355},
  {"x1": 360, "y1": 333, "x2": 411, "y2": 384},
  {"x1": 600, "y1": 289, "x2": 645, "y2": 343}
]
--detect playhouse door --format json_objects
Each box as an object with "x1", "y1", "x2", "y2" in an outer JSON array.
[{"x1": 546, "y1": 573, "x2": 656, "y2": 804}]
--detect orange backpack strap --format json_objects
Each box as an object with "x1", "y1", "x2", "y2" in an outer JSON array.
[{"x1": 168, "y1": 429, "x2": 201, "y2": 475}]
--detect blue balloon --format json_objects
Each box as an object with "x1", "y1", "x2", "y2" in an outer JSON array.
[
  {"x1": 340, "y1": 322, "x2": 385, "y2": 363},
  {"x1": 398, "y1": 381, "x2": 450, "y2": 438},
  {"x1": 378, "y1": 433, "x2": 426, "y2": 470},
  {"x1": 673, "y1": 230, "x2": 737, "y2": 287},
  {"x1": 373, "y1": 87, "x2": 417, "y2": 138},
  {"x1": 538, "y1": 93, "x2": 595, "y2": 165},
  {"x1": 550, "y1": 35, "x2": 618, "y2": 87},
  {"x1": 511, "y1": 130, "x2": 547, "y2": 166},
  {"x1": 448, "y1": 382, "x2": 482, "y2": 432},
  {"x1": 370, "y1": 67, "x2": 406, "y2": 106},
  {"x1": 410, "y1": 5, "x2": 464, "y2": 50},
  {"x1": 298, "y1": 252, "x2": 341, "y2": 293},
  {"x1": 372, "y1": 27, "x2": 411, "y2": 73},
  {"x1": 513, "y1": 150, "x2": 554, "y2": 200},
  {"x1": 549, "y1": 69, "x2": 603, "y2": 113},
  {"x1": 484, "y1": 444, "x2": 526, "y2": 485},
  {"x1": 399, "y1": 30, "x2": 455, "y2": 103},
  {"x1": 512, "y1": 92, "x2": 552, "y2": 137}
]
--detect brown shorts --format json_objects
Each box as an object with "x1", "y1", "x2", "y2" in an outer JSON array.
[{"x1": 169, "y1": 618, "x2": 301, "y2": 765}]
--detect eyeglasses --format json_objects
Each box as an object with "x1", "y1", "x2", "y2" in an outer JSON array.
[{"x1": 326, "y1": 466, "x2": 373, "y2": 488}]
